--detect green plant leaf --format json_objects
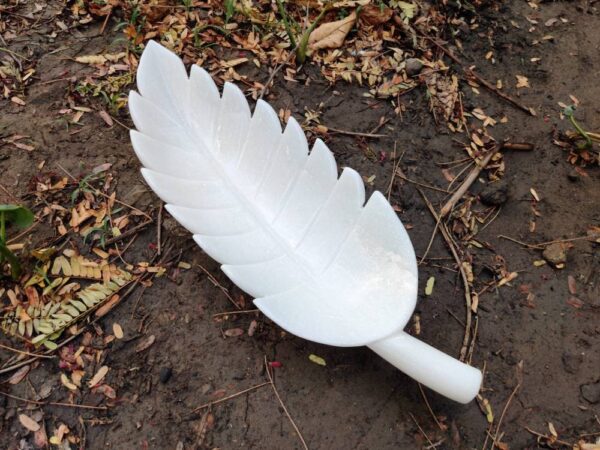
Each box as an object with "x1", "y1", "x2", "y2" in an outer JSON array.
[
  {"x1": 0, "y1": 204, "x2": 34, "y2": 229},
  {"x1": 0, "y1": 242, "x2": 21, "y2": 279}
]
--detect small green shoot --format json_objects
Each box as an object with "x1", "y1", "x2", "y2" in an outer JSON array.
[
  {"x1": 0, "y1": 204, "x2": 34, "y2": 279},
  {"x1": 275, "y1": 0, "x2": 331, "y2": 63},
  {"x1": 563, "y1": 105, "x2": 593, "y2": 150},
  {"x1": 224, "y1": 0, "x2": 236, "y2": 24}
]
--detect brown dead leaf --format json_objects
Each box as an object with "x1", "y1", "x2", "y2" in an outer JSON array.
[
  {"x1": 359, "y1": 4, "x2": 393, "y2": 25},
  {"x1": 99, "y1": 110, "x2": 114, "y2": 127},
  {"x1": 309, "y1": 11, "x2": 357, "y2": 51},
  {"x1": 8, "y1": 365, "x2": 30, "y2": 385}
]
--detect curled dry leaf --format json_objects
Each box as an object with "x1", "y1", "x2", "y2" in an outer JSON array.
[
  {"x1": 309, "y1": 11, "x2": 357, "y2": 51},
  {"x1": 19, "y1": 413, "x2": 40, "y2": 432}
]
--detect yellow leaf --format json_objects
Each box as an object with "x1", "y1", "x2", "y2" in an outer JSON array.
[
  {"x1": 308, "y1": 354, "x2": 326, "y2": 366},
  {"x1": 425, "y1": 277, "x2": 435, "y2": 296}
]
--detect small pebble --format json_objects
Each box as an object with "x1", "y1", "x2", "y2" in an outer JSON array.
[
  {"x1": 405, "y1": 58, "x2": 424, "y2": 76},
  {"x1": 159, "y1": 367, "x2": 172, "y2": 384},
  {"x1": 581, "y1": 381, "x2": 600, "y2": 404},
  {"x1": 542, "y1": 243, "x2": 567, "y2": 267}
]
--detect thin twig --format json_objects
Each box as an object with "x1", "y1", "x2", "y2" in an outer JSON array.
[
  {"x1": 418, "y1": 384, "x2": 444, "y2": 431},
  {"x1": 523, "y1": 426, "x2": 573, "y2": 447},
  {"x1": 0, "y1": 342, "x2": 54, "y2": 359},
  {"x1": 386, "y1": 144, "x2": 404, "y2": 201},
  {"x1": 190, "y1": 381, "x2": 270, "y2": 413},
  {"x1": 409, "y1": 413, "x2": 435, "y2": 448},
  {"x1": 440, "y1": 145, "x2": 500, "y2": 218},
  {"x1": 426, "y1": 37, "x2": 535, "y2": 116},
  {"x1": 0, "y1": 182, "x2": 20, "y2": 203},
  {"x1": 418, "y1": 189, "x2": 472, "y2": 361},
  {"x1": 491, "y1": 364, "x2": 522, "y2": 450},
  {"x1": 258, "y1": 46, "x2": 297, "y2": 101},
  {"x1": 99, "y1": 6, "x2": 112, "y2": 34},
  {"x1": 326, "y1": 127, "x2": 387, "y2": 138},
  {"x1": 396, "y1": 172, "x2": 450, "y2": 194},
  {"x1": 264, "y1": 357, "x2": 309, "y2": 450},
  {"x1": 213, "y1": 309, "x2": 259, "y2": 317},
  {"x1": 499, "y1": 234, "x2": 593, "y2": 250},
  {"x1": 5, "y1": 222, "x2": 37, "y2": 244},
  {"x1": 55, "y1": 163, "x2": 150, "y2": 220},
  {"x1": 0, "y1": 391, "x2": 108, "y2": 410},
  {"x1": 104, "y1": 219, "x2": 153, "y2": 246},
  {"x1": 197, "y1": 263, "x2": 241, "y2": 310},
  {"x1": 156, "y1": 203, "x2": 163, "y2": 256}
]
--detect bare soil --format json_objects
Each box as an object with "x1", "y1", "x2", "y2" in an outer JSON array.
[{"x1": 1, "y1": 1, "x2": 599, "y2": 449}]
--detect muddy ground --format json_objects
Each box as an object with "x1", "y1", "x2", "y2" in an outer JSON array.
[{"x1": 1, "y1": 1, "x2": 599, "y2": 449}]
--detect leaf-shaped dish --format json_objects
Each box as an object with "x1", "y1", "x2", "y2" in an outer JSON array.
[{"x1": 129, "y1": 41, "x2": 482, "y2": 403}]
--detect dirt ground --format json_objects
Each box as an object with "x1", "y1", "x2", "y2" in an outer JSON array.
[{"x1": 1, "y1": 1, "x2": 599, "y2": 449}]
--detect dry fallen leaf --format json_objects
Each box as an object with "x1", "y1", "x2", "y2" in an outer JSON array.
[
  {"x1": 19, "y1": 414, "x2": 40, "y2": 432},
  {"x1": 60, "y1": 373, "x2": 78, "y2": 391},
  {"x1": 425, "y1": 277, "x2": 435, "y2": 296},
  {"x1": 309, "y1": 11, "x2": 357, "y2": 51},
  {"x1": 113, "y1": 322, "x2": 124, "y2": 339},
  {"x1": 359, "y1": 4, "x2": 393, "y2": 25},
  {"x1": 89, "y1": 365, "x2": 109, "y2": 388},
  {"x1": 135, "y1": 334, "x2": 156, "y2": 352},
  {"x1": 516, "y1": 75, "x2": 530, "y2": 88},
  {"x1": 308, "y1": 353, "x2": 327, "y2": 366},
  {"x1": 8, "y1": 365, "x2": 30, "y2": 385}
]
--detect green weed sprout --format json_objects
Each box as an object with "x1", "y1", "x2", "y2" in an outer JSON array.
[
  {"x1": 0, "y1": 204, "x2": 34, "y2": 279},
  {"x1": 563, "y1": 105, "x2": 593, "y2": 150}
]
